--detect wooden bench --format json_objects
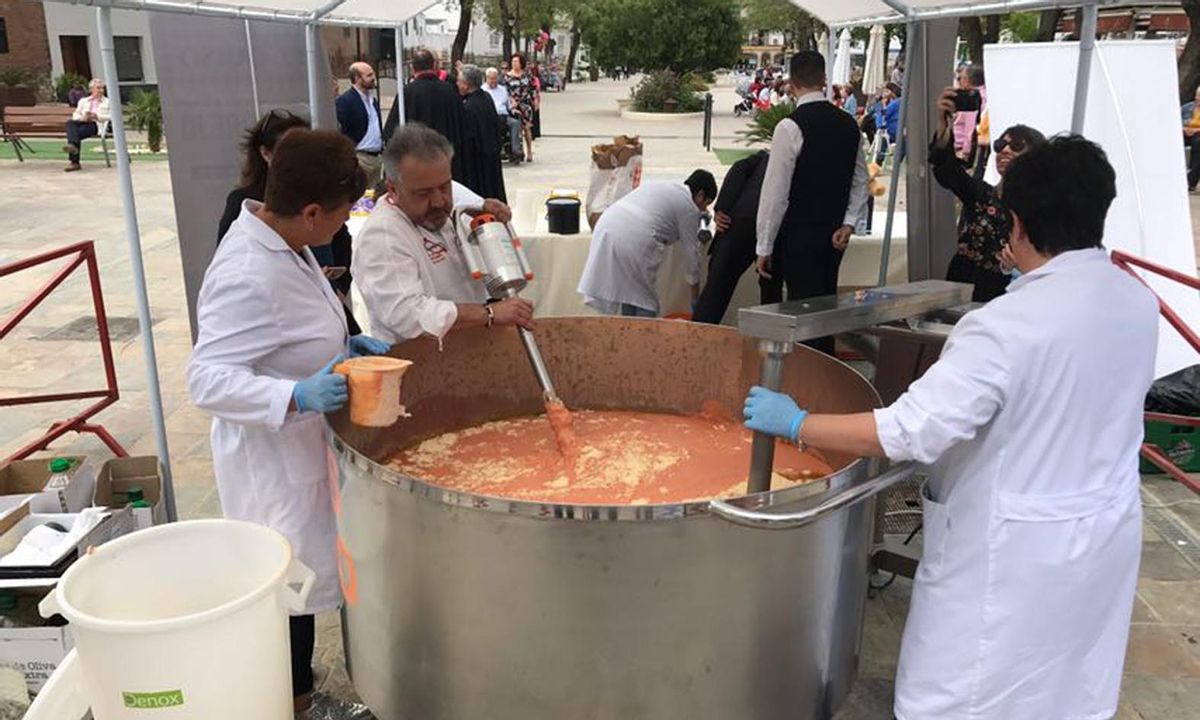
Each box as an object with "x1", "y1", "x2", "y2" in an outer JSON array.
[{"x1": 2, "y1": 105, "x2": 111, "y2": 167}]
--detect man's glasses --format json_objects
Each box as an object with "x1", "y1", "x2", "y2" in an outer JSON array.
[{"x1": 993, "y1": 136, "x2": 1027, "y2": 154}]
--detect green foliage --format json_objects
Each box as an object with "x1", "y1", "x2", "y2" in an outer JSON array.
[
  {"x1": 680, "y1": 71, "x2": 709, "y2": 93},
  {"x1": 126, "y1": 89, "x2": 164, "y2": 153},
  {"x1": 52, "y1": 73, "x2": 88, "y2": 102},
  {"x1": 631, "y1": 71, "x2": 704, "y2": 112},
  {"x1": 1001, "y1": 12, "x2": 1040, "y2": 43},
  {"x1": 582, "y1": 0, "x2": 742, "y2": 73},
  {"x1": 0, "y1": 67, "x2": 32, "y2": 86},
  {"x1": 737, "y1": 101, "x2": 795, "y2": 145}
]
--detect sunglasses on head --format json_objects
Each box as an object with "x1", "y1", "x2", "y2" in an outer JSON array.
[
  {"x1": 993, "y1": 136, "x2": 1027, "y2": 154},
  {"x1": 261, "y1": 108, "x2": 299, "y2": 135}
]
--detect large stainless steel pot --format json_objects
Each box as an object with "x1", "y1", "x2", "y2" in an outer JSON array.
[{"x1": 328, "y1": 318, "x2": 906, "y2": 720}]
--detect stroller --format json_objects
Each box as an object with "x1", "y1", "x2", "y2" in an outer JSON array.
[{"x1": 734, "y1": 90, "x2": 755, "y2": 117}]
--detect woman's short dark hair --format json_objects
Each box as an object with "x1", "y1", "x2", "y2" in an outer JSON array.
[
  {"x1": 510, "y1": 52, "x2": 526, "y2": 71},
  {"x1": 1003, "y1": 134, "x2": 1116, "y2": 256},
  {"x1": 264, "y1": 129, "x2": 366, "y2": 217},
  {"x1": 239, "y1": 109, "x2": 310, "y2": 198}
]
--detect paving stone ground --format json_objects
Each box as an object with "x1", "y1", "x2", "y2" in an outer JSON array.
[{"x1": 2, "y1": 76, "x2": 1199, "y2": 719}]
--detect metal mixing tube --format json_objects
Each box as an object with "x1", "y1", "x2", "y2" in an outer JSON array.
[
  {"x1": 505, "y1": 288, "x2": 559, "y2": 401},
  {"x1": 458, "y1": 213, "x2": 560, "y2": 400}
]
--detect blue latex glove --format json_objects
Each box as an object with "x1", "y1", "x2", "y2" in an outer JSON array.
[
  {"x1": 293, "y1": 356, "x2": 348, "y2": 413},
  {"x1": 743, "y1": 385, "x2": 808, "y2": 443},
  {"x1": 349, "y1": 335, "x2": 391, "y2": 358}
]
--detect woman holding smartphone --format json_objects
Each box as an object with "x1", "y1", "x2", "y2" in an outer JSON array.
[{"x1": 931, "y1": 86, "x2": 1045, "y2": 302}]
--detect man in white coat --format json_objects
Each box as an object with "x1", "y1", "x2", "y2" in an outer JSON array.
[
  {"x1": 577, "y1": 170, "x2": 717, "y2": 317},
  {"x1": 744, "y1": 136, "x2": 1159, "y2": 719},
  {"x1": 353, "y1": 123, "x2": 534, "y2": 342}
]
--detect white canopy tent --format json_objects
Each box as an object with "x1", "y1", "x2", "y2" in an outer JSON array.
[
  {"x1": 43, "y1": 0, "x2": 437, "y2": 521},
  {"x1": 783, "y1": 0, "x2": 1111, "y2": 285}
]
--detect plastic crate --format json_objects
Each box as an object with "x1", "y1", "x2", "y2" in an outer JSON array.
[{"x1": 1141, "y1": 419, "x2": 1200, "y2": 473}]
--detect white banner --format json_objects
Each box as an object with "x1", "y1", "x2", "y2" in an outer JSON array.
[{"x1": 986, "y1": 40, "x2": 1200, "y2": 378}]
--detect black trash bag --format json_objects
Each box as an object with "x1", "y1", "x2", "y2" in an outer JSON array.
[{"x1": 1145, "y1": 364, "x2": 1200, "y2": 416}]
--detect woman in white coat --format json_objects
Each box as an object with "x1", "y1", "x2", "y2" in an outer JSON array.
[
  {"x1": 187, "y1": 129, "x2": 389, "y2": 714},
  {"x1": 745, "y1": 136, "x2": 1159, "y2": 719}
]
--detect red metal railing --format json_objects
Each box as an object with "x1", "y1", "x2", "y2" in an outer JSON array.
[
  {"x1": 1111, "y1": 250, "x2": 1199, "y2": 493},
  {"x1": 1, "y1": 242, "x2": 127, "y2": 462}
]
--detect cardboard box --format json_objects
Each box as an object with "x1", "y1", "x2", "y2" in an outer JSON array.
[
  {"x1": 0, "y1": 587, "x2": 74, "y2": 694},
  {"x1": 93, "y1": 456, "x2": 166, "y2": 530},
  {"x1": 0, "y1": 457, "x2": 95, "y2": 514}
]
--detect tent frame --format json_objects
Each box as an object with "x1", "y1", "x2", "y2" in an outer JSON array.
[
  {"x1": 40, "y1": 0, "x2": 434, "y2": 521},
  {"x1": 37, "y1": 0, "x2": 1106, "y2": 522}
]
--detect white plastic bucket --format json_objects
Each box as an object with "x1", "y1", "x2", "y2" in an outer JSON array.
[{"x1": 25, "y1": 519, "x2": 314, "y2": 719}]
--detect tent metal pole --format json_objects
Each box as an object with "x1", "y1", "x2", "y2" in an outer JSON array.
[
  {"x1": 1070, "y1": 2, "x2": 1099, "y2": 134},
  {"x1": 245, "y1": 19, "x2": 261, "y2": 119},
  {"x1": 96, "y1": 4, "x2": 177, "y2": 522},
  {"x1": 879, "y1": 20, "x2": 917, "y2": 287},
  {"x1": 394, "y1": 24, "x2": 407, "y2": 124},
  {"x1": 305, "y1": 22, "x2": 324, "y2": 128}
]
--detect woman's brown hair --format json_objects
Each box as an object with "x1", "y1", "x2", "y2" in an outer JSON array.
[
  {"x1": 238, "y1": 109, "x2": 310, "y2": 198},
  {"x1": 263, "y1": 129, "x2": 367, "y2": 217}
]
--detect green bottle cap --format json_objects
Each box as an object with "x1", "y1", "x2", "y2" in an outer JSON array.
[
  {"x1": 126, "y1": 487, "x2": 145, "y2": 504},
  {"x1": 49, "y1": 458, "x2": 71, "y2": 473}
]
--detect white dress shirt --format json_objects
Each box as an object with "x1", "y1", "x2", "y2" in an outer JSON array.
[
  {"x1": 484, "y1": 83, "x2": 512, "y2": 115},
  {"x1": 356, "y1": 87, "x2": 383, "y2": 153},
  {"x1": 351, "y1": 182, "x2": 488, "y2": 343},
  {"x1": 755, "y1": 91, "x2": 869, "y2": 257},
  {"x1": 72, "y1": 95, "x2": 111, "y2": 123}
]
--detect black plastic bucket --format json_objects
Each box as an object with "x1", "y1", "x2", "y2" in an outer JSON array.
[{"x1": 546, "y1": 197, "x2": 581, "y2": 235}]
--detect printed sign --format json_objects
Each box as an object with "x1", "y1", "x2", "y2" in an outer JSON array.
[{"x1": 123, "y1": 690, "x2": 185, "y2": 709}]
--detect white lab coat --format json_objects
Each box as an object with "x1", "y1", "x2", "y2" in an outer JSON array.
[
  {"x1": 577, "y1": 181, "x2": 702, "y2": 315},
  {"x1": 187, "y1": 201, "x2": 348, "y2": 614},
  {"x1": 352, "y1": 183, "x2": 488, "y2": 343},
  {"x1": 874, "y1": 249, "x2": 1158, "y2": 720}
]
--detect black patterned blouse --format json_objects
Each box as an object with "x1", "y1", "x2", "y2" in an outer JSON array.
[{"x1": 929, "y1": 139, "x2": 1010, "y2": 274}]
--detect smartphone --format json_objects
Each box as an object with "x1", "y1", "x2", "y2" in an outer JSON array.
[{"x1": 953, "y1": 89, "x2": 981, "y2": 113}]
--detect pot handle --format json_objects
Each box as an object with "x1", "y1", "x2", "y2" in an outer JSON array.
[
  {"x1": 280, "y1": 558, "x2": 316, "y2": 613},
  {"x1": 24, "y1": 649, "x2": 89, "y2": 720},
  {"x1": 709, "y1": 462, "x2": 917, "y2": 530}
]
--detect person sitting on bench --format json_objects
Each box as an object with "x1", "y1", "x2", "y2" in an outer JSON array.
[{"x1": 64, "y1": 78, "x2": 110, "y2": 172}]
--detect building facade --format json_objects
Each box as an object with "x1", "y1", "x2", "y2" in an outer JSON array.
[
  {"x1": 0, "y1": 0, "x2": 52, "y2": 81},
  {"x1": 41, "y1": 3, "x2": 156, "y2": 100},
  {"x1": 742, "y1": 30, "x2": 786, "y2": 69}
]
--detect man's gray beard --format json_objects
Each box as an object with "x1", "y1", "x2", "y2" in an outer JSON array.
[{"x1": 419, "y1": 215, "x2": 449, "y2": 233}]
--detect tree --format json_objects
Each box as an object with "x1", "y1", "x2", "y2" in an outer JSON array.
[
  {"x1": 1181, "y1": 0, "x2": 1200, "y2": 102},
  {"x1": 451, "y1": 0, "x2": 475, "y2": 66},
  {"x1": 582, "y1": 0, "x2": 742, "y2": 73},
  {"x1": 959, "y1": 15, "x2": 999, "y2": 65},
  {"x1": 1036, "y1": 8, "x2": 1062, "y2": 41},
  {"x1": 1001, "y1": 12, "x2": 1039, "y2": 43}
]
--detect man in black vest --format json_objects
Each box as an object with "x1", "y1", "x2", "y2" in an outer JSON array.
[{"x1": 755, "y1": 50, "x2": 868, "y2": 355}]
